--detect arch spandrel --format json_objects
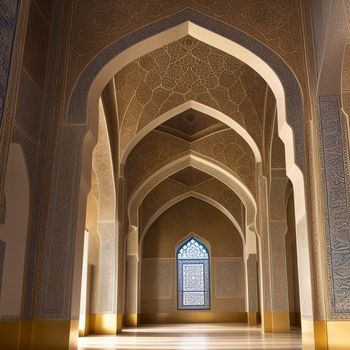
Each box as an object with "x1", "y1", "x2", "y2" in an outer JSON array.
[{"x1": 68, "y1": 3, "x2": 307, "y2": 98}]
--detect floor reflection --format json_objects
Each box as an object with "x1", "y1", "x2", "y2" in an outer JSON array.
[{"x1": 78, "y1": 323, "x2": 302, "y2": 350}]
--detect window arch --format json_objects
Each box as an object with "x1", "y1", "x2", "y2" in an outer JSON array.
[{"x1": 177, "y1": 236, "x2": 210, "y2": 310}]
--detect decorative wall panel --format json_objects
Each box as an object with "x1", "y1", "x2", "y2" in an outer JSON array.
[
  {"x1": 142, "y1": 259, "x2": 173, "y2": 300},
  {"x1": 319, "y1": 95, "x2": 350, "y2": 318},
  {"x1": 214, "y1": 258, "x2": 243, "y2": 298}
]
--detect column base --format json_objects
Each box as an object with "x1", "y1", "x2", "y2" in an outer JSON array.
[
  {"x1": 117, "y1": 313, "x2": 123, "y2": 333},
  {"x1": 0, "y1": 319, "x2": 78, "y2": 350},
  {"x1": 124, "y1": 313, "x2": 138, "y2": 327},
  {"x1": 262, "y1": 312, "x2": 290, "y2": 333},
  {"x1": 88, "y1": 314, "x2": 117, "y2": 335},
  {"x1": 327, "y1": 320, "x2": 350, "y2": 349},
  {"x1": 247, "y1": 312, "x2": 258, "y2": 326},
  {"x1": 272, "y1": 312, "x2": 290, "y2": 333},
  {"x1": 0, "y1": 320, "x2": 21, "y2": 350},
  {"x1": 302, "y1": 319, "x2": 350, "y2": 350}
]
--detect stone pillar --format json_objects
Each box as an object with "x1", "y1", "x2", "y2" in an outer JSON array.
[
  {"x1": 268, "y1": 174, "x2": 291, "y2": 333},
  {"x1": 256, "y1": 174, "x2": 273, "y2": 332},
  {"x1": 125, "y1": 226, "x2": 139, "y2": 327},
  {"x1": 316, "y1": 95, "x2": 350, "y2": 347},
  {"x1": 28, "y1": 126, "x2": 93, "y2": 350}
]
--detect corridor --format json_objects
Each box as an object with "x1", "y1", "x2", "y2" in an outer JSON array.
[{"x1": 78, "y1": 324, "x2": 302, "y2": 350}]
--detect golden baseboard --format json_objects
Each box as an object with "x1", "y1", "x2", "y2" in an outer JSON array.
[
  {"x1": 247, "y1": 312, "x2": 258, "y2": 326},
  {"x1": 261, "y1": 312, "x2": 272, "y2": 333},
  {"x1": 88, "y1": 314, "x2": 117, "y2": 335},
  {"x1": 124, "y1": 313, "x2": 138, "y2": 327},
  {"x1": 32, "y1": 319, "x2": 77, "y2": 350},
  {"x1": 0, "y1": 320, "x2": 21, "y2": 350},
  {"x1": 326, "y1": 320, "x2": 350, "y2": 350},
  {"x1": 262, "y1": 312, "x2": 290, "y2": 333},
  {"x1": 302, "y1": 320, "x2": 327, "y2": 350},
  {"x1": 140, "y1": 312, "x2": 247, "y2": 324},
  {"x1": 117, "y1": 313, "x2": 123, "y2": 333},
  {"x1": 272, "y1": 312, "x2": 290, "y2": 333}
]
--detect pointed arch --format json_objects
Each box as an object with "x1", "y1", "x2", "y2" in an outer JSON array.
[
  {"x1": 140, "y1": 191, "x2": 245, "y2": 246},
  {"x1": 121, "y1": 101, "x2": 262, "y2": 164},
  {"x1": 128, "y1": 152, "x2": 256, "y2": 231}
]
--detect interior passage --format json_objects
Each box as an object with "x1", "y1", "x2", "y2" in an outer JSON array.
[{"x1": 78, "y1": 324, "x2": 302, "y2": 350}]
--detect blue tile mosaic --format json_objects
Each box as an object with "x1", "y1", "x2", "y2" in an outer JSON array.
[
  {"x1": 0, "y1": 0, "x2": 19, "y2": 124},
  {"x1": 319, "y1": 96, "x2": 350, "y2": 318}
]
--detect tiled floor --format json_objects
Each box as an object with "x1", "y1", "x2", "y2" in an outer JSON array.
[{"x1": 78, "y1": 323, "x2": 302, "y2": 350}]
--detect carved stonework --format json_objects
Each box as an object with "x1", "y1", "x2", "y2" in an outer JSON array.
[
  {"x1": 34, "y1": 126, "x2": 86, "y2": 319},
  {"x1": 116, "y1": 36, "x2": 266, "y2": 157},
  {"x1": 0, "y1": 1, "x2": 19, "y2": 123},
  {"x1": 126, "y1": 128, "x2": 256, "y2": 197},
  {"x1": 319, "y1": 95, "x2": 350, "y2": 319},
  {"x1": 0, "y1": 0, "x2": 28, "y2": 203},
  {"x1": 68, "y1": 1, "x2": 306, "y2": 101},
  {"x1": 68, "y1": 9, "x2": 305, "y2": 171}
]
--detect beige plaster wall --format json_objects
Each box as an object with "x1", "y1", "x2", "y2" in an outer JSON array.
[
  {"x1": 141, "y1": 198, "x2": 245, "y2": 316},
  {"x1": 0, "y1": 144, "x2": 29, "y2": 317}
]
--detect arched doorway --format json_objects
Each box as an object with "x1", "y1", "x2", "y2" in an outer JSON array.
[{"x1": 42, "y1": 9, "x2": 314, "y2": 349}]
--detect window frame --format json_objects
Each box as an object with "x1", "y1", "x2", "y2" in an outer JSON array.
[{"x1": 176, "y1": 235, "x2": 211, "y2": 310}]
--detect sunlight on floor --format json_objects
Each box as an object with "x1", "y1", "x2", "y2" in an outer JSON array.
[{"x1": 78, "y1": 323, "x2": 302, "y2": 350}]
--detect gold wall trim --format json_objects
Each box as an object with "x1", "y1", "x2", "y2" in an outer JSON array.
[{"x1": 140, "y1": 312, "x2": 247, "y2": 324}]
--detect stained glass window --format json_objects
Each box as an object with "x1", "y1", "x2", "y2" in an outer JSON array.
[{"x1": 177, "y1": 236, "x2": 210, "y2": 310}]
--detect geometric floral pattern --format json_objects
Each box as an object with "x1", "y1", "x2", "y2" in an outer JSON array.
[
  {"x1": 0, "y1": 1, "x2": 19, "y2": 123},
  {"x1": 177, "y1": 236, "x2": 210, "y2": 310}
]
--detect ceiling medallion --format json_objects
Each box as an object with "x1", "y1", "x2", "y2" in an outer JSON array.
[
  {"x1": 185, "y1": 113, "x2": 196, "y2": 124},
  {"x1": 185, "y1": 38, "x2": 193, "y2": 47}
]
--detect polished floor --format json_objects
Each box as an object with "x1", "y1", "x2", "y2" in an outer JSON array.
[{"x1": 78, "y1": 323, "x2": 302, "y2": 350}]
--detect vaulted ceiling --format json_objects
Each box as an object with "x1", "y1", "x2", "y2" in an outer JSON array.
[{"x1": 100, "y1": 34, "x2": 283, "y2": 240}]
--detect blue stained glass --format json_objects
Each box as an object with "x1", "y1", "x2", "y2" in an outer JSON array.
[{"x1": 177, "y1": 236, "x2": 210, "y2": 310}]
